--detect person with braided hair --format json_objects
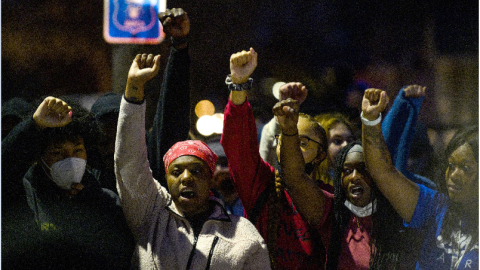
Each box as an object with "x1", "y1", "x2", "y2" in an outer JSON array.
[
  {"x1": 275, "y1": 85, "x2": 441, "y2": 268},
  {"x1": 324, "y1": 141, "x2": 416, "y2": 269},
  {"x1": 222, "y1": 48, "x2": 328, "y2": 269},
  {"x1": 274, "y1": 95, "x2": 404, "y2": 269}
]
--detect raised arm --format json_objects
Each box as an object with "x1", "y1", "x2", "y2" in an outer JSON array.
[
  {"x1": 147, "y1": 8, "x2": 191, "y2": 185},
  {"x1": 2, "y1": 97, "x2": 73, "y2": 200},
  {"x1": 381, "y1": 85, "x2": 436, "y2": 188},
  {"x1": 361, "y1": 89, "x2": 419, "y2": 222},
  {"x1": 115, "y1": 53, "x2": 163, "y2": 237},
  {"x1": 273, "y1": 84, "x2": 326, "y2": 225},
  {"x1": 228, "y1": 48, "x2": 257, "y2": 106},
  {"x1": 259, "y1": 82, "x2": 308, "y2": 166},
  {"x1": 221, "y1": 48, "x2": 274, "y2": 216}
]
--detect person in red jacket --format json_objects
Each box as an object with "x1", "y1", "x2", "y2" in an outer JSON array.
[{"x1": 221, "y1": 48, "x2": 328, "y2": 269}]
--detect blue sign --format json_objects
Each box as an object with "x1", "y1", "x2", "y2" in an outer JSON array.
[{"x1": 104, "y1": 0, "x2": 166, "y2": 44}]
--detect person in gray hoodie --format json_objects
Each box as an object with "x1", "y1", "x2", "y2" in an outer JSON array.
[{"x1": 115, "y1": 44, "x2": 271, "y2": 269}]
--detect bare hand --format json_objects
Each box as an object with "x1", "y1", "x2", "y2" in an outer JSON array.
[
  {"x1": 128, "y1": 53, "x2": 161, "y2": 85},
  {"x1": 403, "y1": 84, "x2": 426, "y2": 98},
  {"x1": 273, "y1": 98, "x2": 299, "y2": 135},
  {"x1": 279, "y1": 82, "x2": 307, "y2": 105},
  {"x1": 361, "y1": 88, "x2": 389, "y2": 121},
  {"x1": 230, "y1": 48, "x2": 258, "y2": 84},
  {"x1": 125, "y1": 53, "x2": 161, "y2": 103},
  {"x1": 33, "y1": 97, "x2": 73, "y2": 129},
  {"x1": 158, "y1": 8, "x2": 190, "y2": 39}
]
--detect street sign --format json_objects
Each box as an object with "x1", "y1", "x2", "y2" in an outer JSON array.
[{"x1": 104, "y1": 0, "x2": 166, "y2": 44}]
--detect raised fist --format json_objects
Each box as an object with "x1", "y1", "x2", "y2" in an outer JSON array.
[
  {"x1": 229, "y1": 48, "x2": 258, "y2": 84},
  {"x1": 158, "y1": 8, "x2": 190, "y2": 39},
  {"x1": 279, "y1": 82, "x2": 307, "y2": 105},
  {"x1": 33, "y1": 97, "x2": 72, "y2": 129},
  {"x1": 273, "y1": 98, "x2": 300, "y2": 135},
  {"x1": 361, "y1": 88, "x2": 389, "y2": 121},
  {"x1": 125, "y1": 53, "x2": 161, "y2": 102},
  {"x1": 127, "y1": 53, "x2": 161, "y2": 86},
  {"x1": 403, "y1": 84, "x2": 426, "y2": 99}
]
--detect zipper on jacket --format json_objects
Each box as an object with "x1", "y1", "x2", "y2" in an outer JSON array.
[
  {"x1": 205, "y1": 236, "x2": 219, "y2": 270},
  {"x1": 186, "y1": 235, "x2": 198, "y2": 270}
]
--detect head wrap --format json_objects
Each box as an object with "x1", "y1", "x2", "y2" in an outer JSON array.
[{"x1": 163, "y1": 140, "x2": 218, "y2": 176}]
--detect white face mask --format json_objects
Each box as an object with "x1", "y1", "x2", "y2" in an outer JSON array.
[
  {"x1": 42, "y1": 157, "x2": 86, "y2": 190},
  {"x1": 344, "y1": 199, "x2": 377, "y2": 218}
]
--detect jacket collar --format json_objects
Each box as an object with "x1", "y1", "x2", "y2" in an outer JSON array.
[{"x1": 166, "y1": 195, "x2": 232, "y2": 222}]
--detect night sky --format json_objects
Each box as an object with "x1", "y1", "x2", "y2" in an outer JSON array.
[{"x1": 2, "y1": 0, "x2": 478, "y2": 130}]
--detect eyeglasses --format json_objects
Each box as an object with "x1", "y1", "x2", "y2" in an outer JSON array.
[{"x1": 274, "y1": 134, "x2": 324, "y2": 151}]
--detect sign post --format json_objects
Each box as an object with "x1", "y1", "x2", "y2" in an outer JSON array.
[{"x1": 104, "y1": 0, "x2": 166, "y2": 44}]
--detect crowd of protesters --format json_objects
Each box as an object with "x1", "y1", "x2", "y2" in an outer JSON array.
[{"x1": 2, "y1": 7, "x2": 477, "y2": 270}]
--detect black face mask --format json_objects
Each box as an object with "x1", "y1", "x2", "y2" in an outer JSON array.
[{"x1": 304, "y1": 160, "x2": 316, "y2": 175}]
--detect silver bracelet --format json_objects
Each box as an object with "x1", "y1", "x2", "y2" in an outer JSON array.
[
  {"x1": 225, "y1": 75, "x2": 253, "y2": 91},
  {"x1": 360, "y1": 111, "x2": 382, "y2": 126}
]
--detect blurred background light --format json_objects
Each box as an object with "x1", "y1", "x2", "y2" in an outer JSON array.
[
  {"x1": 272, "y1": 81, "x2": 286, "y2": 100},
  {"x1": 195, "y1": 100, "x2": 215, "y2": 118},
  {"x1": 196, "y1": 113, "x2": 224, "y2": 136},
  {"x1": 212, "y1": 113, "x2": 224, "y2": 134},
  {"x1": 196, "y1": 115, "x2": 214, "y2": 136}
]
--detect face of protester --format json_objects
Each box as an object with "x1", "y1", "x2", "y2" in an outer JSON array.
[
  {"x1": 327, "y1": 123, "x2": 353, "y2": 166},
  {"x1": 41, "y1": 136, "x2": 87, "y2": 175},
  {"x1": 166, "y1": 155, "x2": 213, "y2": 217},
  {"x1": 276, "y1": 117, "x2": 325, "y2": 166},
  {"x1": 445, "y1": 143, "x2": 478, "y2": 206},
  {"x1": 341, "y1": 151, "x2": 373, "y2": 207}
]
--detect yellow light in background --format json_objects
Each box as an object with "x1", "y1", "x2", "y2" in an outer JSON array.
[
  {"x1": 196, "y1": 113, "x2": 224, "y2": 136},
  {"x1": 196, "y1": 115, "x2": 214, "y2": 136},
  {"x1": 212, "y1": 113, "x2": 224, "y2": 134},
  {"x1": 195, "y1": 100, "x2": 215, "y2": 118}
]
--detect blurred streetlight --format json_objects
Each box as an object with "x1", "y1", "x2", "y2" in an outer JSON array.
[
  {"x1": 272, "y1": 81, "x2": 286, "y2": 100},
  {"x1": 195, "y1": 100, "x2": 215, "y2": 118}
]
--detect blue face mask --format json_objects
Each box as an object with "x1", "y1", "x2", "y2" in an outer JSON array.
[{"x1": 41, "y1": 157, "x2": 86, "y2": 190}]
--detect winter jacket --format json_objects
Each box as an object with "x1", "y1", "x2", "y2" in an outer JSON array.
[
  {"x1": 115, "y1": 97, "x2": 271, "y2": 270},
  {"x1": 1, "y1": 117, "x2": 135, "y2": 269}
]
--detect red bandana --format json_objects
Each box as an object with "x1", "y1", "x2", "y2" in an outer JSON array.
[{"x1": 163, "y1": 140, "x2": 218, "y2": 175}]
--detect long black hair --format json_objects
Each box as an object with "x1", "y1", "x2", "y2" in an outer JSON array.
[
  {"x1": 445, "y1": 125, "x2": 478, "y2": 166},
  {"x1": 439, "y1": 125, "x2": 478, "y2": 248},
  {"x1": 326, "y1": 140, "x2": 408, "y2": 270}
]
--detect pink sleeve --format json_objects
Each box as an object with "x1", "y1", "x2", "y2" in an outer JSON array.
[{"x1": 221, "y1": 97, "x2": 275, "y2": 217}]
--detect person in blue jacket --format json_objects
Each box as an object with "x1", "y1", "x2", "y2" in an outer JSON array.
[
  {"x1": 381, "y1": 85, "x2": 437, "y2": 190},
  {"x1": 362, "y1": 88, "x2": 478, "y2": 270}
]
